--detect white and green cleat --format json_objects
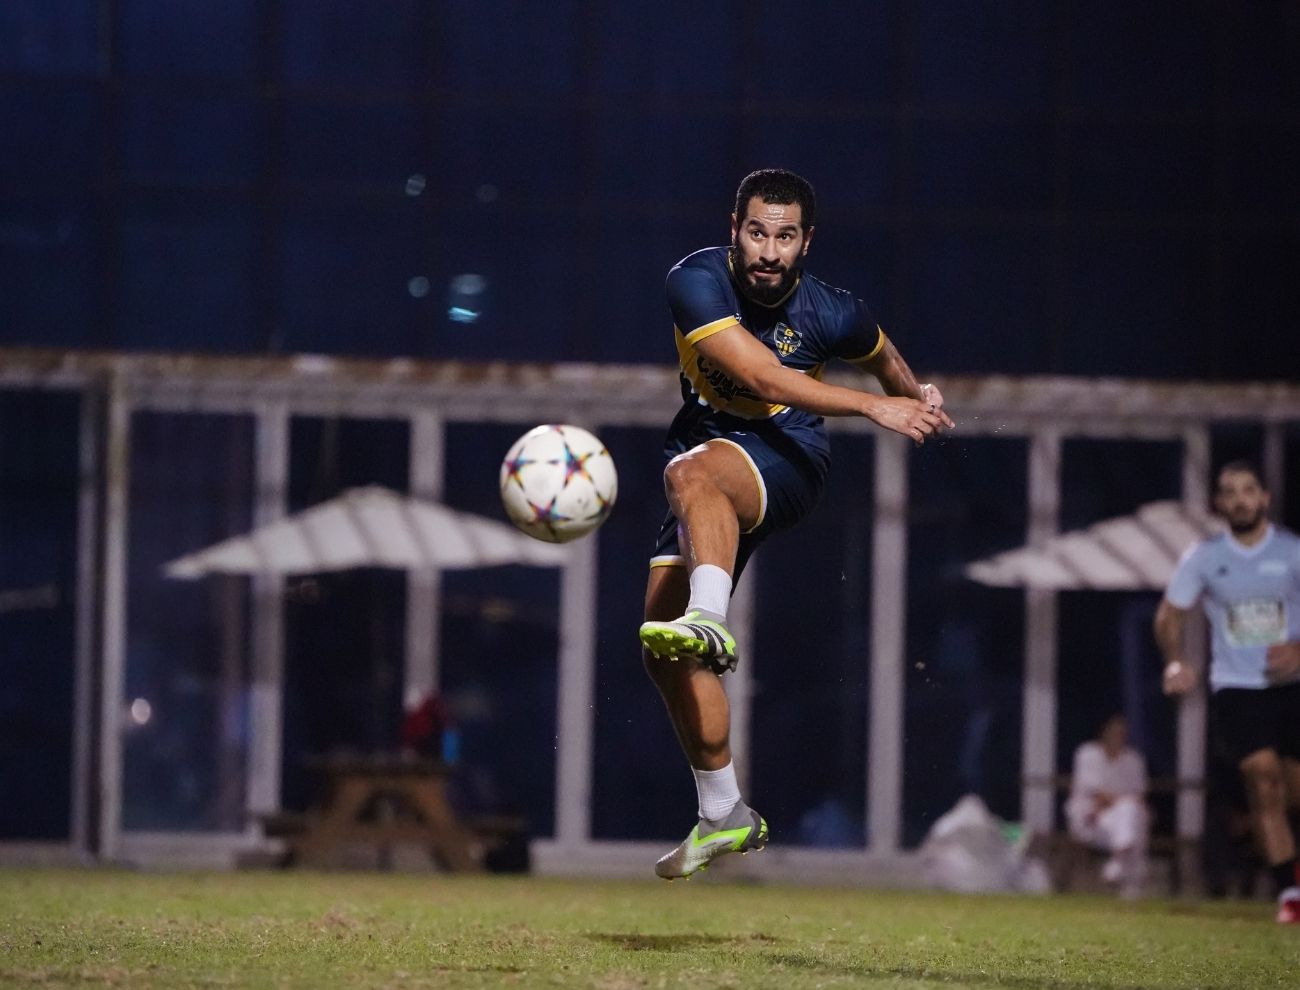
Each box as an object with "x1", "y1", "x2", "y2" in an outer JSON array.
[
  {"x1": 654, "y1": 802, "x2": 768, "y2": 880},
  {"x1": 639, "y1": 610, "x2": 739, "y2": 674}
]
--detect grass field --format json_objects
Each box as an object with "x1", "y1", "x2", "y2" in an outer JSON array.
[{"x1": 0, "y1": 868, "x2": 1296, "y2": 989}]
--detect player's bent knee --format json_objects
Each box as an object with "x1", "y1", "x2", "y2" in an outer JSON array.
[
  {"x1": 1242, "y1": 753, "x2": 1287, "y2": 806},
  {"x1": 663, "y1": 452, "x2": 713, "y2": 499}
]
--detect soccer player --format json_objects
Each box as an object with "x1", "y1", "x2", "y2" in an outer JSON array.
[
  {"x1": 639, "y1": 169, "x2": 954, "y2": 879},
  {"x1": 1155, "y1": 460, "x2": 1300, "y2": 923}
]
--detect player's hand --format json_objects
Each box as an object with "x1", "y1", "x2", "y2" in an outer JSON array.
[
  {"x1": 866, "y1": 395, "x2": 950, "y2": 446},
  {"x1": 1265, "y1": 641, "x2": 1300, "y2": 682},
  {"x1": 919, "y1": 383, "x2": 957, "y2": 431},
  {"x1": 1162, "y1": 660, "x2": 1198, "y2": 696}
]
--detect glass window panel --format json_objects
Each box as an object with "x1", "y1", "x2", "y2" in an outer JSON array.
[
  {"x1": 1066, "y1": 120, "x2": 1209, "y2": 213},
  {"x1": 903, "y1": 438, "x2": 1027, "y2": 846},
  {"x1": 0, "y1": 0, "x2": 99, "y2": 75},
  {"x1": 591, "y1": 426, "x2": 691, "y2": 840},
  {"x1": 0, "y1": 195, "x2": 96, "y2": 348},
  {"x1": 1220, "y1": 232, "x2": 1300, "y2": 382},
  {"x1": 908, "y1": 229, "x2": 1052, "y2": 375},
  {"x1": 591, "y1": 3, "x2": 740, "y2": 99},
  {"x1": 438, "y1": 567, "x2": 560, "y2": 839},
  {"x1": 803, "y1": 226, "x2": 900, "y2": 342},
  {"x1": 122, "y1": 412, "x2": 254, "y2": 832},
  {"x1": 283, "y1": 99, "x2": 424, "y2": 185},
  {"x1": 747, "y1": 120, "x2": 897, "y2": 218},
  {"x1": 1057, "y1": 591, "x2": 1174, "y2": 795},
  {"x1": 442, "y1": 423, "x2": 562, "y2": 838},
  {"x1": 750, "y1": 434, "x2": 875, "y2": 849},
  {"x1": 410, "y1": 213, "x2": 580, "y2": 363},
  {"x1": 427, "y1": 105, "x2": 579, "y2": 205},
  {"x1": 288, "y1": 416, "x2": 410, "y2": 511},
  {"x1": 1063, "y1": 231, "x2": 1212, "y2": 379},
  {"x1": 278, "y1": 202, "x2": 431, "y2": 358},
  {"x1": 1220, "y1": 6, "x2": 1300, "y2": 112},
  {"x1": 1059, "y1": 438, "x2": 1182, "y2": 535},
  {"x1": 582, "y1": 218, "x2": 714, "y2": 366},
  {"x1": 749, "y1": 0, "x2": 897, "y2": 103},
  {"x1": 433, "y1": 0, "x2": 581, "y2": 96},
  {"x1": 1226, "y1": 122, "x2": 1300, "y2": 214},
  {"x1": 1055, "y1": 440, "x2": 1184, "y2": 837},
  {"x1": 120, "y1": 92, "x2": 260, "y2": 185},
  {"x1": 913, "y1": 0, "x2": 1052, "y2": 108},
  {"x1": 0, "y1": 83, "x2": 100, "y2": 187},
  {"x1": 117, "y1": 0, "x2": 256, "y2": 80},
  {"x1": 117, "y1": 197, "x2": 258, "y2": 353},
  {"x1": 1068, "y1": 6, "x2": 1212, "y2": 111},
  {"x1": 1286, "y1": 427, "x2": 1300, "y2": 533},
  {"x1": 913, "y1": 120, "x2": 1053, "y2": 212},
  {"x1": 588, "y1": 107, "x2": 735, "y2": 209},
  {"x1": 280, "y1": 0, "x2": 432, "y2": 88},
  {"x1": 280, "y1": 417, "x2": 409, "y2": 812},
  {"x1": 0, "y1": 392, "x2": 80, "y2": 840}
]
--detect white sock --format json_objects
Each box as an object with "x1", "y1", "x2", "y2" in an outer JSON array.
[
  {"x1": 687, "y1": 564, "x2": 732, "y2": 619},
  {"x1": 693, "y1": 761, "x2": 741, "y2": 822}
]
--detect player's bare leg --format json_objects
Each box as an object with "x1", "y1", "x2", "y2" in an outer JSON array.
[
  {"x1": 1281, "y1": 756, "x2": 1300, "y2": 813},
  {"x1": 643, "y1": 565, "x2": 731, "y2": 769},
  {"x1": 1240, "y1": 748, "x2": 1300, "y2": 922},
  {"x1": 639, "y1": 442, "x2": 761, "y2": 673},
  {"x1": 641, "y1": 441, "x2": 767, "y2": 878},
  {"x1": 664, "y1": 440, "x2": 760, "y2": 572}
]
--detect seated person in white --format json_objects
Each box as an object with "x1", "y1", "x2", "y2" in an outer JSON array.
[{"x1": 1065, "y1": 713, "x2": 1150, "y2": 894}]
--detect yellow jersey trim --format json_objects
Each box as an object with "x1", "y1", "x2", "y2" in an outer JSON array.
[
  {"x1": 707, "y1": 438, "x2": 767, "y2": 533},
  {"x1": 675, "y1": 325, "x2": 789, "y2": 420},
  {"x1": 683, "y1": 315, "x2": 740, "y2": 347},
  {"x1": 649, "y1": 556, "x2": 686, "y2": 569},
  {"x1": 844, "y1": 327, "x2": 887, "y2": 364}
]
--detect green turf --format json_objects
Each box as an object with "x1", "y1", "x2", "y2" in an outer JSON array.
[{"x1": 0, "y1": 869, "x2": 1295, "y2": 989}]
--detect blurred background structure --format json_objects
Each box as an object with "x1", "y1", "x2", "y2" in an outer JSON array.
[{"x1": 2, "y1": 2, "x2": 1298, "y2": 884}]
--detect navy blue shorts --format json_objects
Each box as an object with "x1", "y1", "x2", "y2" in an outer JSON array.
[{"x1": 649, "y1": 425, "x2": 828, "y2": 584}]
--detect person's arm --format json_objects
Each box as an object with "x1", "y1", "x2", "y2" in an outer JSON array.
[
  {"x1": 1154, "y1": 598, "x2": 1199, "y2": 695},
  {"x1": 858, "y1": 333, "x2": 955, "y2": 434},
  {"x1": 1266, "y1": 641, "x2": 1300, "y2": 681},
  {"x1": 695, "y1": 324, "x2": 954, "y2": 442},
  {"x1": 1266, "y1": 544, "x2": 1300, "y2": 680},
  {"x1": 1067, "y1": 745, "x2": 1102, "y2": 824}
]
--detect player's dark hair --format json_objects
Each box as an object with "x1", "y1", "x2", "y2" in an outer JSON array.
[
  {"x1": 734, "y1": 169, "x2": 816, "y2": 230},
  {"x1": 1217, "y1": 459, "x2": 1267, "y2": 489}
]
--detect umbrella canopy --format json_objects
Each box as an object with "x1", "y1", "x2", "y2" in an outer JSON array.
[
  {"x1": 164, "y1": 485, "x2": 568, "y2": 578},
  {"x1": 965, "y1": 499, "x2": 1222, "y2": 591}
]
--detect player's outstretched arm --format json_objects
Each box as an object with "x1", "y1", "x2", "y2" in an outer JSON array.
[
  {"x1": 1154, "y1": 598, "x2": 1198, "y2": 695},
  {"x1": 694, "y1": 325, "x2": 950, "y2": 443},
  {"x1": 857, "y1": 333, "x2": 956, "y2": 432}
]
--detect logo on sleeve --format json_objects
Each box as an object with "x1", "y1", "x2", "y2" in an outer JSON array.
[{"x1": 772, "y1": 323, "x2": 802, "y2": 357}]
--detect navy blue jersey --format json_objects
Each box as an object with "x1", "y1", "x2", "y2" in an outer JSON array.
[{"x1": 663, "y1": 246, "x2": 884, "y2": 472}]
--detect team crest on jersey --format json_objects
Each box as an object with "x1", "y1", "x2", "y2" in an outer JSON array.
[{"x1": 772, "y1": 323, "x2": 802, "y2": 357}]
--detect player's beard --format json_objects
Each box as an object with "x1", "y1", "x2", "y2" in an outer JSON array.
[
  {"x1": 1226, "y1": 503, "x2": 1266, "y2": 534},
  {"x1": 730, "y1": 241, "x2": 800, "y2": 306}
]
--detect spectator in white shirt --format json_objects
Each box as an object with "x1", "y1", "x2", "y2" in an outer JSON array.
[{"x1": 1066, "y1": 713, "x2": 1150, "y2": 896}]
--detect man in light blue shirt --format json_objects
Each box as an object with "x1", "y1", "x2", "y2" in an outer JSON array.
[{"x1": 1155, "y1": 461, "x2": 1300, "y2": 923}]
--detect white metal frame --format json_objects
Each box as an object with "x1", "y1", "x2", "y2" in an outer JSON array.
[{"x1": 2, "y1": 348, "x2": 1297, "y2": 876}]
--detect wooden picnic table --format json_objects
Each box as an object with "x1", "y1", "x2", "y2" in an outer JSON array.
[{"x1": 265, "y1": 753, "x2": 518, "y2": 871}]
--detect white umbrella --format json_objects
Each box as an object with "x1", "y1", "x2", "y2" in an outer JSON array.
[
  {"x1": 164, "y1": 485, "x2": 568, "y2": 578},
  {"x1": 965, "y1": 500, "x2": 1222, "y2": 591}
]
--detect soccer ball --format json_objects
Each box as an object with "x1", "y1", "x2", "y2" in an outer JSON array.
[{"x1": 499, "y1": 424, "x2": 618, "y2": 543}]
